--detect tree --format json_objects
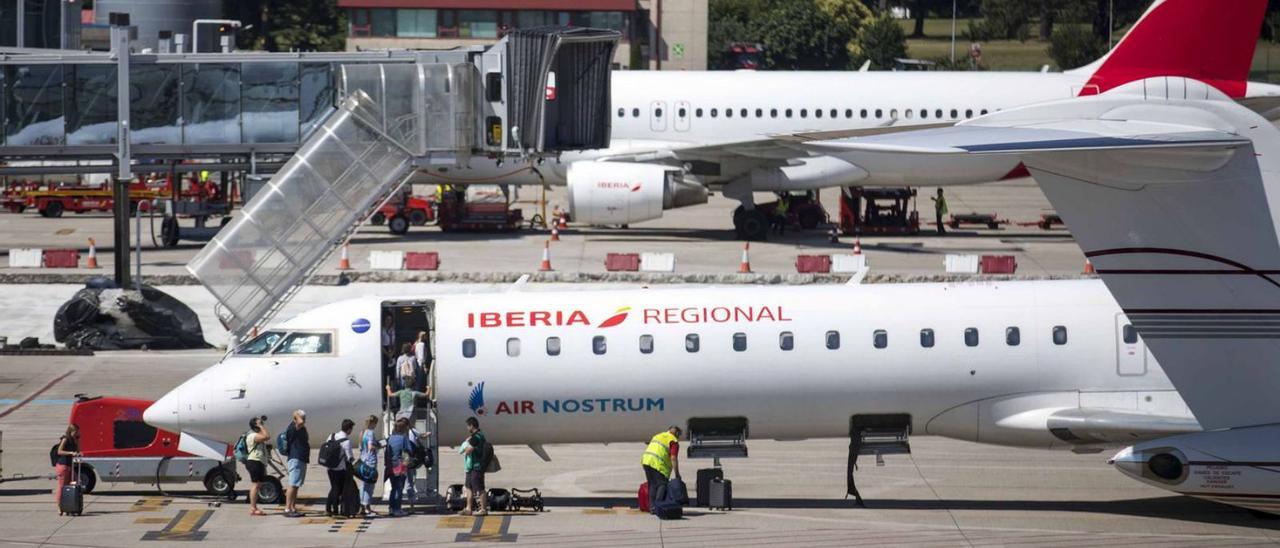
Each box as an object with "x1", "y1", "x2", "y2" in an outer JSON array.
[
  {"x1": 227, "y1": 0, "x2": 347, "y2": 52},
  {"x1": 974, "y1": 0, "x2": 1033, "y2": 41},
  {"x1": 908, "y1": 0, "x2": 951, "y2": 37},
  {"x1": 759, "y1": 0, "x2": 857, "y2": 70},
  {"x1": 707, "y1": 0, "x2": 765, "y2": 69},
  {"x1": 1047, "y1": 21, "x2": 1105, "y2": 69},
  {"x1": 817, "y1": 0, "x2": 875, "y2": 60},
  {"x1": 854, "y1": 14, "x2": 908, "y2": 69}
]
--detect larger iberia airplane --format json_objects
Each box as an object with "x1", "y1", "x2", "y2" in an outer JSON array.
[{"x1": 426, "y1": 0, "x2": 1279, "y2": 240}]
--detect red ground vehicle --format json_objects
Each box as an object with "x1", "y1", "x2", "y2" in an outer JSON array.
[
  {"x1": 839, "y1": 187, "x2": 921, "y2": 235},
  {"x1": 437, "y1": 188, "x2": 523, "y2": 232},
  {"x1": 370, "y1": 192, "x2": 436, "y2": 235},
  {"x1": 68, "y1": 396, "x2": 260, "y2": 500},
  {"x1": 25, "y1": 183, "x2": 159, "y2": 218},
  {"x1": 1, "y1": 182, "x2": 35, "y2": 213}
]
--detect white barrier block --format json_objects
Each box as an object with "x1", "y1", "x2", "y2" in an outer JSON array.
[
  {"x1": 368, "y1": 250, "x2": 405, "y2": 270},
  {"x1": 945, "y1": 254, "x2": 980, "y2": 273},
  {"x1": 831, "y1": 254, "x2": 867, "y2": 273},
  {"x1": 7, "y1": 248, "x2": 42, "y2": 268},
  {"x1": 640, "y1": 252, "x2": 675, "y2": 272}
]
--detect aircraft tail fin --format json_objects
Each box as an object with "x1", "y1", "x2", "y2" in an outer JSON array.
[{"x1": 1069, "y1": 0, "x2": 1266, "y2": 98}]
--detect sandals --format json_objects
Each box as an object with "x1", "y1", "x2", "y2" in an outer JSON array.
[{"x1": 249, "y1": 509, "x2": 266, "y2": 516}]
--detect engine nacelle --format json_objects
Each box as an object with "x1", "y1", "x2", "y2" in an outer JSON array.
[
  {"x1": 567, "y1": 161, "x2": 706, "y2": 225},
  {"x1": 1112, "y1": 424, "x2": 1280, "y2": 514}
]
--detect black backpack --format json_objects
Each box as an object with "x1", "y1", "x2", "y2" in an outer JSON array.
[
  {"x1": 318, "y1": 434, "x2": 344, "y2": 470},
  {"x1": 49, "y1": 440, "x2": 61, "y2": 466},
  {"x1": 409, "y1": 437, "x2": 433, "y2": 470}
]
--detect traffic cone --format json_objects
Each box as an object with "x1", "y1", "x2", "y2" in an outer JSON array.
[
  {"x1": 739, "y1": 242, "x2": 752, "y2": 273},
  {"x1": 539, "y1": 240, "x2": 553, "y2": 271},
  {"x1": 853, "y1": 238, "x2": 863, "y2": 255},
  {"x1": 338, "y1": 243, "x2": 351, "y2": 270},
  {"x1": 85, "y1": 238, "x2": 98, "y2": 269},
  {"x1": 558, "y1": 214, "x2": 568, "y2": 230},
  {"x1": 1083, "y1": 259, "x2": 1095, "y2": 274},
  {"x1": 550, "y1": 222, "x2": 560, "y2": 241}
]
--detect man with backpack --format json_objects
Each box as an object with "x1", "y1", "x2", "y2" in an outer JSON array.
[
  {"x1": 282, "y1": 410, "x2": 311, "y2": 518},
  {"x1": 459, "y1": 417, "x2": 493, "y2": 516},
  {"x1": 321, "y1": 419, "x2": 356, "y2": 517}
]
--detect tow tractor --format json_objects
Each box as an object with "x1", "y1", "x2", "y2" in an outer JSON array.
[
  {"x1": 754, "y1": 190, "x2": 829, "y2": 231},
  {"x1": 370, "y1": 189, "x2": 436, "y2": 235},
  {"x1": 839, "y1": 187, "x2": 921, "y2": 235}
]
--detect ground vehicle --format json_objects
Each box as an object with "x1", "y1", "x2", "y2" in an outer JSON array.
[
  {"x1": 839, "y1": 187, "x2": 920, "y2": 235},
  {"x1": 437, "y1": 187, "x2": 523, "y2": 232},
  {"x1": 25, "y1": 183, "x2": 159, "y2": 218},
  {"x1": 370, "y1": 192, "x2": 436, "y2": 235},
  {"x1": 69, "y1": 396, "x2": 261, "y2": 500},
  {"x1": 749, "y1": 191, "x2": 829, "y2": 233}
]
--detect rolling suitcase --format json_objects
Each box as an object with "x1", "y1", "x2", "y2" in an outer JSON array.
[
  {"x1": 696, "y1": 468, "x2": 723, "y2": 507},
  {"x1": 59, "y1": 461, "x2": 84, "y2": 516},
  {"x1": 708, "y1": 478, "x2": 732, "y2": 510}
]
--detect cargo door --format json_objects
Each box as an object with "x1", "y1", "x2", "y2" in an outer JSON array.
[
  {"x1": 650, "y1": 100, "x2": 668, "y2": 132},
  {"x1": 674, "y1": 100, "x2": 691, "y2": 132},
  {"x1": 1116, "y1": 314, "x2": 1147, "y2": 376}
]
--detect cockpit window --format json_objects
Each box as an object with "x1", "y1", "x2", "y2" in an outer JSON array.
[
  {"x1": 237, "y1": 331, "x2": 285, "y2": 355},
  {"x1": 274, "y1": 332, "x2": 333, "y2": 354}
]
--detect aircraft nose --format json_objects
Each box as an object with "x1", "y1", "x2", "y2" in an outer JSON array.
[{"x1": 144, "y1": 388, "x2": 182, "y2": 433}]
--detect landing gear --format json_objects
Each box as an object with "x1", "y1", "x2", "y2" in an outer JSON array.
[{"x1": 732, "y1": 206, "x2": 769, "y2": 241}]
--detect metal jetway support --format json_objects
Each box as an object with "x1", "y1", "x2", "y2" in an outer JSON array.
[{"x1": 186, "y1": 27, "x2": 619, "y2": 339}]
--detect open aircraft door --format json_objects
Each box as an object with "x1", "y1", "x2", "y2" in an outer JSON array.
[{"x1": 1115, "y1": 314, "x2": 1148, "y2": 376}]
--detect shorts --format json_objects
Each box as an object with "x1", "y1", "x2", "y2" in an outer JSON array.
[
  {"x1": 245, "y1": 460, "x2": 266, "y2": 483},
  {"x1": 466, "y1": 469, "x2": 486, "y2": 492},
  {"x1": 287, "y1": 458, "x2": 307, "y2": 487}
]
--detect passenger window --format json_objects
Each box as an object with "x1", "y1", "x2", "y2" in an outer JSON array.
[
  {"x1": 695, "y1": 108, "x2": 703, "y2": 117},
  {"x1": 950, "y1": 109, "x2": 958, "y2": 119},
  {"x1": 964, "y1": 328, "x2": 979, "y2": 347},
  {"x1": 462, "y1": 338, "x2": 477, "y2": 358},
  {"x1": 786, "y1": 108, "x2": 793, "y2": 118},
  {"x1": 711, "y1": 108, "x2": 718, "y2": 118},
  {"x1": 905, "y1": 109, "x2": 913, "y2": 119},
  {"x1": 875, "y1": 109, "x2": 883, "y2": 118},
  {"x1": 740, "y1": 108, "x2": 748, "y2": 117},
  {"x1": 655, "y1": 108, "x2": 663, "y2": 117},
  {"x1": 1053, "y1": 326, "x2": 1068, "y2": 345},
  {"x1": 980, "y1": 109, "x2": 988, "y2": 115},
  {"x1": 779, "y1": 331, "x2": 794, "y2": 351},
  {"x1": 678, "y1": 107, "x2": 687, "y2": 117},
  {"x1": 920, "y1": 109, "x2": 928, "y2": 119},
  {"x1": 815, "y1": 109, "x2": 823, "y2": 118},
  {"x1": 935, "y1": 109, "x2": 943, "y2": 119},
  {"x1": 800, "y1": 108, "x2": 808, "y2": 118},
  {"x1": 830, "y1": 108, "x2": 838, "y2": 118},
  {"x1": 965, "y1": 109, "x2": 973, "y2": 118},
  {"x1": 826, "y1": 330, "x2": 840, "y2": 350},
  {"x1": 733, "y1": 332, "x2": 747, "y2": 352},
  {"x1": 237, "y1": 330, "x2": 285, "y2": 355},
  {"x1": 640, "y1": 334, "x2": 654, "y2": 354},
  {"x1": 920, "y1": 328, "x2": 935, "y2": 348},
  {"x1": 685, "y1": 334, "x2": 700, "y2": 353},
  {"x1": 617, "y1": 107, "x2": 625, "y2": 117},
  {"x1": 770, "y1": 108, "x2": 778, "y2": 118},
  {"x1": 546, "y1": 337, "x2": 561, "y2": 356},
  {"x1": 860, "y1": 109, "x2": 868, "y2": 118},
  {"x1": 276, "y1": 332, "x2": 332, "y2": 354},
  {"x1": 506, "y1": 337, "x2": 521, "y2": 357},
  {"x1": 755, "y1": 108, "x2": 763, "y2": 117},
  {"x1": 845, "y1": 109, "x2": 853, "y2": 118},
  {"x1": 592, "y1": 336, "x2": 607, "y2": 355},
  {"x1": 1123, "y1": 324, "x2": 1138, "y2": 344},
  {"x1": 632, "y1": 108, "x2": 640, "y2": 117},
  {"x1": 873, "y1": 330, "x2": 888, "y2": 349},
  {"x1": 726, "y1": 108, "x2": 734, "y2": 118},
  {"x1": 1005, "y1": 327, "x2": 1020, "y2": 346}
]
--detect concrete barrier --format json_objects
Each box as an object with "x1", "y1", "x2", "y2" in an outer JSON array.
[
  {"x1": 831, "y1": 254, "x2": 867, "y2": 273},
  {"x1": 944, "y1": 254, "x2": 980, "y2": 274},
  {"x1": 7, "y1": 248, "x2": 43, "y2": 268},
  {"x1": 605, "y1": 253, "x2": 641, "y2": 272},
  {"x1": 369, "y1": 250, "x2": 405, "y2": 270},
  {"x1": 42, "y1": 249, "x2": 80, "y2": 268},
  {"x1": 640, "y1": 252, "x2": 675, "y2": 272},
  {"x1": 795, "y1": 255, "x2": 832, "y2": 274},
  {"x1": 404, "y1": 252, "x2": 440, "y2": 271}
]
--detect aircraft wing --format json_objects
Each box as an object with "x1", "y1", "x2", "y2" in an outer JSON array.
[{"x1": 799, "y1": 87, "x2": 1280, "y2": 432}]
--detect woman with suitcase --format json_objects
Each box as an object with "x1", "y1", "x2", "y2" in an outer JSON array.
[{"x1": 53, "y1": 425, "x2": 82, "y2": 515}]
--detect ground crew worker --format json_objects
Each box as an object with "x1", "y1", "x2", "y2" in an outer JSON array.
[
  {"x1": 772, "y1": 196, "x2": 790, "y2": 235},
  {"x1": 640, "y1": 426, "x2": 682, "y2": 513},
  {"x1": 931, "y1": 188, "x2": 948, "y2": 235}
]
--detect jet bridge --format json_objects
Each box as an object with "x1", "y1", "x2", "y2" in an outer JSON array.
[{"x1": 186, "y1": 27, "x2": 619, "y2": 339}]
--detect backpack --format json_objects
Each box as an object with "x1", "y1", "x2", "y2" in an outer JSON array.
[
  {"x1": 408, "y1": 437, "x2": 433, "y2": 470},
  {"x1": 49, "y1": 440, "x2": 61, "y2": 466},
  {"x1": 318, "y1": 434, "x2": 344, "y2": 470},
  {"x1": 479, "y1": 437, "x2": 499, "y2": 473},
  {"x1": 276, "y1": 431, "x2": 290, "y2": 457},
  {"x1": 233, "y1": 434, "x2": 250, "y2": 463}
]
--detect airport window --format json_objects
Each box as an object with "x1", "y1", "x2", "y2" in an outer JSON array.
[
  {"x1": 1123, "y1": 324, "x2": 1138, "y2": 344},
  {"x1": 546, "y1": 337, "x2": 561, "y2": 356},
  {"x1": 873, "y1": 330, "x2": 888, "y2": 349},
  {"x1": 462, "y1": 338, "x2": 476, "y2": 358},
  {"x1": 779, "y1": 331, "x2": 794, "y2": 351},
  {"x1": 711, "y1": 108, "x2": 718, "y2": 118},
  {"x1": 845, "y1": 109, "x2": 854, "y2": 118},
  {"x1": 640, "y1": 334, "x2": 654, "y2": 354},
  {"x1": 1005, "y1": 327, "x2": 1020, "y2": 346},
  {"x1": 740, "y1": 108, "x2": 748, "y2": 117},
  {"x1": 785, "y1": 108, "x2": 793, "y2": 118},
  {"x1": 770, "y1": 108, "x2": 778, "y2": 118},
  {"x1": 800, "y1": 109, "x2": 808, "y2": 118},
  {"x1": 617, "y1": 107, "x2": 625, "y2": 117},
  {"x1": 685, "y1": 334, "x2": 700, "y2": 353},
  {"x1": 965, "y1": 328, "x2": 979, "y2": 347},
  {"x1": 815, "y1": 109, "x2": 823, "y2": 118},
  {"x1": 965, "y1": 109, "x2": 973, "y2": 118},
  {"x1": 237, "y1": 331, "x2": 285, "y2": 355},
  {"x1": 755, "y1": 108, "x2": 763, "y2": 118},
  {"x1": 950, "y1": 109, "x2": 958, "y2": 119},
  {"x1": 920, "y1": 328, "x2": 935, "y2": 348},
  {"x1": 1053, "y1": 326, "x2": 1068, "y2": 345},
  {"x1": 826, "y1": 330, "x2": 841, "y2": 350},
  {"x1": 935, "y1": 109, "x2": 943, "y2": 119},
  {"x1": 696, "y1": 108, "x2": 703, "y2": 117},
  {"x1": 678, "y1": 107, "x2": 687, "y2": 117},
  {"x1": 632, "y1": 108, "x2": 640, "y2": 117},
  {"x1": 726, "y1": 108, "x2": 734, "y2": 118},
  {"x1": 733, "y1": 332, "x2": 748, "y2": 352},
  {"x1": 114, "y1": 420, "x2": 158, "y2": 450},
  {"x1": 592, "y1": 336, "x2": 607, "y2": 355},
  {"x1": 655, "y1": 108, "x2": 663, "y2": 117},
  {"x1": 276, "y1": 332, "x2": 332, "y2": 354},
  {"x1": 506, "y1": 337, "x2": 521, "y2": 357}
]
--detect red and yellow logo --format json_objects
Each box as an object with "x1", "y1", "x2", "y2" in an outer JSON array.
[{"x1": 597, "y1": 306, "x2": 631, "y2": 328}]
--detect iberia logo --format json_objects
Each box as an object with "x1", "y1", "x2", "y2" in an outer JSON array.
[
  {"x1": 597, "y1": 306, "x2": 631, "y2": 328},
  {"x1": 468, "y1": 382, "x2": 486, "y2": 415},
  {"x1": 630, "y1": 183, "x2": 642, "y2": 192}
]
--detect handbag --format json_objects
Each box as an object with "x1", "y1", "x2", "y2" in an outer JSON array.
[{"x1": 354, "y1": 461, "x2": 378, "y2": 483}]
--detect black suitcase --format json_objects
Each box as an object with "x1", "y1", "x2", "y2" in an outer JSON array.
[
  {"x1": 60, "y1": 460, "x2": 84, "y2": 517},
  {"x1": 696, "y1": 468, "x2": 723, "y2": 507},
  {"x1": 340, "y1": 473, "x2": 361, "y2": 517},
  {"x1": 708, "y1": 478, "x2": 732, "y2": 510}
]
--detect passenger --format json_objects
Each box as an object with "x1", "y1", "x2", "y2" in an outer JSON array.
[
  {"x1": 358, "y1": 415, "x2": 381, "y2": 517},
  {"x1": 385, "y1": 418, "x2": 411, "y2": 517},
  {"x1": 386, "y1": 378, "x2": 429, "y2": 422},
  {"x1": 640, "y1": 426, "x2": 682, "y2": 514},
  {"x1": 847, "y1": 429, "x2": 866, "y2": 507},
  {"x1": 283, "y1": 409, "x2": 311, "y2": 518},
  {"x1": 459, "y1": 417, "x2": 489, "y2": 516},
  {"x1": 245, "y1": 416, "x2": 271, "y2": 516},
  {"x1": 396, "y1": 343, "x2": 416, "y2": 390},
  {"x1": 381, "y1": 313, "x2": 396, "y2": 374},
  {"x1": 325, "y1": 419, "x2": 355, "y2": 518},
  {"x1": 932, "y1": 188, "x2": 948, "y2": 235},
  {"x1": 403, "y1": 424, "x2": 433, "y2": 504},
  {"x1": 53, "y1": 424, "x2": 81, "y2": 512},
  {"x1": 413, "y1": 330, "x2": 430, "y2": 390}
]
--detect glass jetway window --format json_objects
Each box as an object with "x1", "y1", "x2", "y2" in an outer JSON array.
[
  {"x1": 130, "y1": 64, "x2": 181, "y2": 144},
  {"x1": 183, "y1": 63, "x2": 241, "y2": 144},
  {"x1": 68, "y1": 65, "x2": 118, "y2": 145},
  {"x1": 243, "y1": 62, "x2": 300, "y2": 144},
  {"x1": 5, "y1": 64, "x2": 65, "y2": 146}
]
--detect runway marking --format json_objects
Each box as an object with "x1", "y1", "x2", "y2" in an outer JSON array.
[
  {"x1": 300, "y1": 517, "x2": 335, "y2": 525},
  {"x1": 130, "y1": 497, "x2": 171, "y2": 512},
  {"x1": 328, "y1": 517, "x2": 372, "y2": 534},
  {"x1": 455, "y1": 514, "x2": 517, "y2": 542},
  {"x1": 133, "y1": 517, "x2": 171, "y2": 524},
  {"x1": 0, "y1": 369, "x2": 74, "y2": 420},
  {"x1": 438, "y1": 516, "x2": 473, "y2": 529},
  {"x1": 140, "y1": 509, "x2": 213, "y2": 541},
  {"x1": 582, "y1": 508, "x2": 646, "y2": 515}
]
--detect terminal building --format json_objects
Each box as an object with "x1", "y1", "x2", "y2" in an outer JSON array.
[{"x1": 338, "y1": 0, "x2": 707, "y2": 70}]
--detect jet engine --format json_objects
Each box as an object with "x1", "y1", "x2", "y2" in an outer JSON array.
[
  {"x1": 567, "y1": 161, "x2": 707, "y2": 225},
  {"x1": 1111, "y1": 425, "x2": 1280, "y2": 514}
]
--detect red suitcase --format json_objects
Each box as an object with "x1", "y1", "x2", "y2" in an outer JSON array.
[{"x1": 638, "y1": 482, "x2": 650, "y2": 513}]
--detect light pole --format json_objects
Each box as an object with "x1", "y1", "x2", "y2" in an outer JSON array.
[{"x1": 950, "y1": 0, "x2": 957, "y2": 63}]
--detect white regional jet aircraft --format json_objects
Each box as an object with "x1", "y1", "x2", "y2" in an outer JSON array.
[{"x1": 424, "y1": 0, "x2": 1277, "y2": 240}]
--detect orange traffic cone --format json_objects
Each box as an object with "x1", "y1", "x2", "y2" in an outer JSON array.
[
  {"x1": 739, "y1": 242, "x2": 752, "y2": 273},
  {"x1": 1083, "y1": 259, "x2": 1095, "y2": 274},
  {"x1": 853, "y1": 238, "x2": 863, "y2": 255},
  {"x1": 85, "y1": 238, "x2": 98, "y2": 269},
  {"x1": 558, "y1": 214, "x2": 568, "y2": 230},
  {"x1": 550, "y1": 222, "x2": 560, "y2": 241},
  {"x1": 338, "y1": 243, "x2": 351, "y2": 270},
  {"x1": 539, "y1": 240, "x2": 553, "y2": 271}
]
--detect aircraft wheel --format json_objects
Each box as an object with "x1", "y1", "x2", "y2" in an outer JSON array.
[
  {"x1": 408, "y1": 209, "x2": 429, "y2": 226},
  {"x1": 388, "y1": 215, "x2": 410, "y2": 235},
  {"x1": 203, "y1": 468, "x2": 235, "y2": 497},
  {"x1": 736, "y1": 209, "x2": 769, "y2": 241},
  {"x1": 258, "y1": 477, "x2": 284, "y2": 505},
  {"x1": 161, "y1": 217, "x2": 181, "y2": 248},
  {"x1": 370, "y1": 212, "x2": 386, "y2": 225}
]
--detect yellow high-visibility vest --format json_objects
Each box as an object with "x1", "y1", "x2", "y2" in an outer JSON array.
[{"x1": 640, "y1": 431, "x2": 678, "y2": 477}]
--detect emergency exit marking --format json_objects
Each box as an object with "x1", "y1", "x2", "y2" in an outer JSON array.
[
  {"x1": 455, "y1": 515, "x2": 517, "y2": 542},
  {"x1": 140, "y1": 509, "x2": 213, "y2": 541}
]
